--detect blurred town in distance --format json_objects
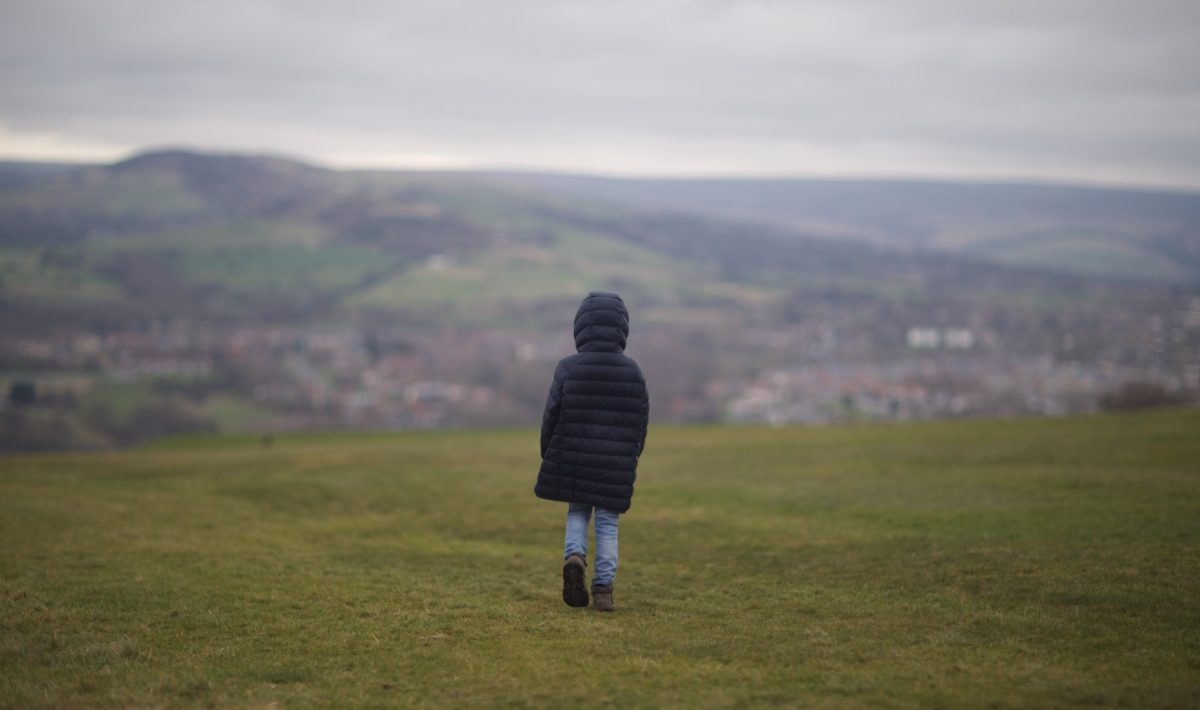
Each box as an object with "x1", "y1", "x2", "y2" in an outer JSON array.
[{"x1": 2, "y1": 150, "x2": 1198, "y2": 450}]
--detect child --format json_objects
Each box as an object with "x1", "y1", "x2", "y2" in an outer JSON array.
[{"x1": 534, "y1": 292, "x2": 650, "y2": 611}]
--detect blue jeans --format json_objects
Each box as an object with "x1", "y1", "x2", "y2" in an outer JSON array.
[{"x1": 563, "y1": 502, "x2": 620, "y2": 589}]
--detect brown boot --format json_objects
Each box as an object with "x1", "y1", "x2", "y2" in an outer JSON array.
[
  {"x1": 592, "y1": 584, "x2": 614, "y2": 612},
  {"x1": 562, "y1": 554, "x2": 589, "y2": 608}
]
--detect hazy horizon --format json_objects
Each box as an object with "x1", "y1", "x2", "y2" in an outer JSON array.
[{"x1": 9, "y1": 144, "x2": 1200, "y2": 196}]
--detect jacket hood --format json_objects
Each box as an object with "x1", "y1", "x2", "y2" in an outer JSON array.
[{"x1": 574, "y1": 291, "x2": 629, "y2": 353}]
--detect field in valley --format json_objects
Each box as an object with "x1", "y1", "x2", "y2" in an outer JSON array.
[{"x1": 2, "y1": 409, "x2": 1198, "y2": 707}]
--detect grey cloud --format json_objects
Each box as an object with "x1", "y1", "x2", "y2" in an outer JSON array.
[{"x1": 1, "y1": 0, "x2": 1198, "y2": 186}]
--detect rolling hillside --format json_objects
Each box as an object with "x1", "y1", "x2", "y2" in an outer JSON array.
[
  {"x1": 1, "y1": 150, "x2": 1197, "y2": 450},
  {"x1": 503, "y1": 173, "x2": 1200, "y2": 283},
  {"x1": 3, "y1": 149, "x2": 1188, "y2": 332}
]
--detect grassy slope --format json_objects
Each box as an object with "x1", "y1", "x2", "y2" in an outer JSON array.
[
  {"x1": 0, "y1": 248, "x2": 126, "y2": 307},
  {"x1": 2, "y1": 411, "x2": 1199, "y2": 707},
  {"x1": 965, "y1": 228, "x2": 1195, "y2": 282},
  {"x1": 3, "y1": 166, "x2": 759, "y2": 320},
  {"x1": 5, "y1": 160, "x2": 1180, "y2": 327},
  {"x1": 80, "y1": 220, "x2": 407, "y2": 305},
  {"x1": 515, "y1": 175, "x2": 1200, "y2": 284},
  {"x1": 349, "y1": 226, "x2": 773, "y2": 318}
]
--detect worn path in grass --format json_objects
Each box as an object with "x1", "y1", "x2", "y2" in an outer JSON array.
[{"x1": 2, "y1": 410, "x2": 1199, "y2": 707}]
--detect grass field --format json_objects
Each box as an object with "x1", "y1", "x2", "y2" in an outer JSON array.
[{"x1": 2, "y1": 410, "x2": 1199, "y2": 707}]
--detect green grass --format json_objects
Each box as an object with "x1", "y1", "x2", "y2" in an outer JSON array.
[
  {"x1": 199, "y1": 395, "x2": 279, "y2": 433},
  {"x1": 349, "y1": 226, "x2": 777, "y2": 320},
  {"x1": 175, "y1": 244, "x2": 401, "y2": 298},
  {"x1": 0, "y1": 170, "x2": 211, "y2": 220},
  {"x1": 76, "y1": 380, "x2": 160, "y2": 420},
  {"x1": 0, "y1": 249, "x2": 126, "y2": 306},
  {"x1": 4, "y1": 219, "x2": 403, "y2": 311},
  {"x1": 81, "y1": 221, "x2": 403, "y2": 301},
  {"x1": 84, "y1": 221, "x2": 335, "y2": 252},
  {"x1": 2, "y1": 410, "x2": 1199, "y2": 707},
  {"x1": 970, "y1": 229, "x2": 1192, "y2": 283}
]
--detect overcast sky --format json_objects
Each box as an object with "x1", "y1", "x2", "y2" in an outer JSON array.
[{"x1": 1, "y1": 0, "x2": 1198, "y2": 188}]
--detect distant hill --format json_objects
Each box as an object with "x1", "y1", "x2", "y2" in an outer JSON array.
[
  {"x1": 4, "y1": 148, "x2": 1144, "y2": 332},
  {"x1": 498, "y1": 173, "x2": 1200, "y2": 283},
  {"x1": 0, "y1": 160, "x2": 86, "y2": 189},
  {"x1": 2, "y1": 150, "x2": 1197, "y2": 450}
]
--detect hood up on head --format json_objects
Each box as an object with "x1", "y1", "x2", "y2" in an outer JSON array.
[{"x1": 573, "y1": 291, "x2": 630, "y2": 353}]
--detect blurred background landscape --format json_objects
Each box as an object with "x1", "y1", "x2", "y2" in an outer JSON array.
[
  {"x1": 2, "y1": 149, "x2": 1197, "y2": 450},
  {"x1": 2, "y1": 1, "x2": 1198, "y2": 450}
]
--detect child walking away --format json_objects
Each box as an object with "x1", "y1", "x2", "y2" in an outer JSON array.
[{"x1": 535, "y1": 292, "x2": 650, "y2": 612}]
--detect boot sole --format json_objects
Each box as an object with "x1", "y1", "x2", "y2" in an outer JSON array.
[{"x1": 562, "y1": 560, "x2": 589, "y2": 608}]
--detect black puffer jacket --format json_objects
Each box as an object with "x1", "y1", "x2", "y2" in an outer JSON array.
[{"x1": 534, "y1": 292, "x2": 649, "y2": 513}]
